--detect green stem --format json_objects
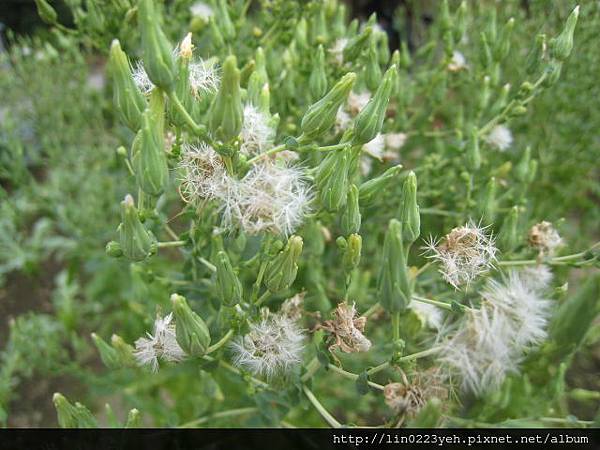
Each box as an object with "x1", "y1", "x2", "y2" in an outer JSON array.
[
  {"x1": 202, "y1": 355, "x2": 268, "y2": 387},
  {"x1": 419, "y1": 208, "x2": 462, "y2": 217},
  {"x1": 206, "y1": 329, "x2": 234, "y2": 354},
  {"x1": 302, "y1": 385, "x2": 342, "y2": 428},
  {"x1": 255, "y1": 290, "x2": 271, "y2": 306},
  {"x1": 363, "y1": 302, "x2": 382, "y2": 318},
  {"x1": 167, "y1": 91, "x2": 207, "y2": 137},
  {"x1": 301, "y1": 357, "x2": 321, "y2": 382},
  {"x1": 327, "y1": 364, "x2": 385, "y2": 391},
  {"x1": 412, "y1": 295, "x2": 469, "y2": 312},
  {"x1": 157, "y1": 240, "x2": 186, "y2": 248},
  {"x1": 367, "y1": 347, "x2": 443, "y2": 376},
  {"x1": 392, "y1": 312, "x2": 400, "y2": 342},
  {"x1": 498, "y1": 244, "x2": 599, "y2": 267},
  {"x1": 247, "y1": 143, "x2": 286, "y2": 164},
  {"x1": 199, "y1": 257, "x2": 217, "y2": 272},
  {"x1": 179, "y1": 407, "x2": 258, "y2": 428}
]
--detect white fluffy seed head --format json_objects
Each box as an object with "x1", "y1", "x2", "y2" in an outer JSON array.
[
  {"x1": 424, "y1": 221, "x2": 498, "y2": 289},
  {"x1": 178, "y1": 142, "x2": 229, "y2": 203},
  {"x1": 240, "y1": 104, "x2": 275, "y2": 155},
  {"x1": 222, "y1": 161, "x2": 312, "y2": 236},
  {"x1": 188, "y1": 60, "x2": 220, "y2": 97},
  {"x1": 329, "y1": 38, "x2": 348, "y2": 65},
  {"x1": 132, "y1": 61, "x2": 154, "y2": 95},
  {"x1": 448, "y1": 51, "x2": 468, "y2": 72},
  {"x1": 190, "y1": 1, "x2": 214, "y2": 20},
  {"x1": 411, "y1": 301, "x2": 444, "y2": 330},
  {"x1": 231, "y1": 314, "x2": 305, "y2": 378},
  {"x1": 347, "y1": 91, "x2": 371, "y2": 116},
  {"x1": 528, "y1": 221, "x2": 563, "y2": 255},
  {"x1": 335, "y1": 107, "x2": 351, "y2": 134},
  {"x1": 133, "y1": 313, "x2": 186, "y2": 372},
  {"x1": 384, "y1": 132, "x2": 408, "y2": 151},
  {"x1": 485, "y1": 125, "x2": 513, "y2": 151}
]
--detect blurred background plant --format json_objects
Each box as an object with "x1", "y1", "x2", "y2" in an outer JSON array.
[{"x1": 0, "y1": 0, "x2": 598, "y2": 428}]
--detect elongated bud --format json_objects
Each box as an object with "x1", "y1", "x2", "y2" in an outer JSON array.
[
  {"x1": 300, "y1": 72, "x2": 356, "y2": 140},
  {"x1": 138, "y1": 0, "x2": 175, "y2": 90},
  {"x1": 499, "y1": 206, "x2": 519, "y2": 251},
  {"x1": 454, "y1": 1, "x2": 467, "y2": 43},
  {"x1": 210, "y1": 55, "x2": 243, "y2": 142},
  {"x1": 377, "y1": 30, "x2": 391, "y2": 65},
  {"x1": 342, "y1": 233, "x2": 362, "y2": 272},
  {"x1": 400, "y1": 41, "x2": 411, "y2": 69},
  {"x1": 133, "y1": 107, "x2": 169, "y2": 196},
  {"x1": 209, "y1": 17, "x2": 226, "y2": 49},
  {"x1": 34, "y1": 0, "x2": 58, "y2": 24},
  {"x1": 316, "y1": 149, "x2": 351, "y2": 211},
  {"x1": 215, "y1": 0, "x2": 235, "y2": 41},
  {"x1": 111, "y1": 334, "x2": 136, "y2": 366},
  {"x1": 247, "y1": 47, "x2": 269, "y2": 105},
  {"x1": 295, "y1": 18, "x2": 308, "y2": 49},
  {"x1": 91, "y1": 333, "x2": 120, "y2": 369},
  {"x1": 550, "y1": 5, "x2": 579, "y2": 61},
  {"x1": 125, "y1": 409, "x2": 141, "y2": 428},
  {"x1": 171, "y1": 293, "x2": 211, "y2": 357},
  {"x1": 341, "y1": 184, "x2": 361, "y2": 235},
  {"x1": 526, "y1": 34, "x2": 546, "y2": 74},
  {"x1": 479, "y1": 177, "x2": 497, "y2": 224},
  {"x1": 264, "y1": 235, "x2": 303, "y2": 293},
  {"x1": 353, "y1": 65, "x2": 396, "y2": 145},
  {"x1": 479, "y1": 32, "x2": 493, "y2": 69},
  {"x1": 550, "y1": 274, "x2": 600, "y2": 358},
  {"x1": 399, "y1": 171, "x2": 420, "y2": 243},
  {"x1": 359, "y1": 164, "x2": 403, "y2": 206},
  {"x1": 516, "y1": 146, "x2": 532, "y2": 182},
  {"x1": 543, "y1": 59, "x2": 563, "y2": 87},
  {"x1": 466, "y1": 126, "x2": 481, "y2": 171},
  {"x1": 343, "y1": 26, "x2": 372, "y2": 62},
  {"x1": 108, "y1": 40, "x2": 147, "y2": 131},
  {"x1": 309, "y1": 45, "x2": 328, "y2": 101},
  {"x1": 364, "y1": 37, "x2": 382, "y2": 92},
  {"x1": 215, "y1": 251, "x2": 243, "y2": 307},
  {"x1": 303, "y1": 220, "x2": 326, "y2": 257},
  {"x1": 53, "y1": 393, "x2": 97, "y2": 428},
  {"x1": 170, "y1": 52, "x2": 194, "y2": 127},
  {"x1": 378, "y1": 219, "x2": 411, "y2": 313},
  {"x1": 494, "y1": 17, "x2": 514, "y2": 61},
  {"x1": 117, "y1": 194, "x2": 157, "y2": 261}
]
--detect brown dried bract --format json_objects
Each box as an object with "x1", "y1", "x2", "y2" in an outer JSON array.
[{"x1": 318, "y1": 301, "x2": 371, "y2": 354}]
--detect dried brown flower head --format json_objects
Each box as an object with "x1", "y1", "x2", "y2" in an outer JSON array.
[
  {"x1": 384, "y1": 369, "x2": 448, "y2": 417},
  {"x1": 528, "y1": 221, "x2": 562, "y2": 255},
  {"x1": 319, "y1": 302, "x2": 371, "y2": 353}
]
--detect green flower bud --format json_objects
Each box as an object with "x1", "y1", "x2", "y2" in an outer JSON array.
[
  {"x1": 215, "y1": 250, "x2": 243, "y2": 307},
  {"x1": 125, "y1": 409, "x2": 141, "y2": 428},
  {"x1": 264, "y1": 235, "x2": 303, "y2": 293},
  {"x1": 300, "y1": 72, "x2": 356, "y2": 140},
  {"x1": 295, "y1": 18, "x2": 308, "y2": 50},
  {"x1": 479, "y1": 177, "x2": 497, "y2": 224},
  {"x1": 549, "y1": 5, "x2": 579, "y2": 61},
  {"x1": 516, "y1": 146, "x2": 532, "y2": 182},
  {"x1": 111, "y1": 334, "x2": 136, "y2": 367},
  {"x1": 353, "y1": 65, "x2": 396, "y2": 145},
  {"x1": 91, "y1": 333, "x2": 120, "y2": 369},
  {"x1": 310, "y1": 7, "x2": 327, "y2": 45},
  {"x1": 439, "y1": 0, "x2": 452, "y2": 34},
  {"x1": 466, "y1": 126, "x2": 481, "y2": 171},
  {"x1": 479, "y1": 32, "x2": 493, "y2": 69},
  {"x1": 34, "y1": 0, "x2": 58, "y2": 24},
  {"x1": 364, "y1": 38, "x2": 382, "y2": 92},
  {"x1": 378, "y1": 219, "x2": 411, "y2": 313},
  {"x1": 215, "y1": 0, "x2": 235, "y2": 41},
  {"x1": 316, "y1": 149, "x2": 351, "y2": 211},
  {"x1": 105, "y1": 241, "x2": 124, "y2": 258},
  {"x1": 453, "y1": 1, "x2": 467, "y2": 43},
  {"x1": 108, "y1": 40, "x2": 147, "y2": 131},
  {"x1": 309, "y1": 45, "x2": 328, "y2": 102},
  {"x1": 543, "y1": 59, "x2": 563, "y2": 87},
  {"x1": 53, "y1": 393, "x2": 97, "y2": 428},
  {"x1": 117, "y1": 194, "x2": 157, "y2": 262},
  {"x1": 399, "y1": 171, "x2": 420, "y2": 243},
  {"x1": 303, "y1": 220, "x2": 326, "y2": 257},
  {"x1": 209, "y1": 17, "x2": 226, "y2": 49},
  {"x1": 342, "y1": 233, "x2": 362, "y2": 273},
  {"x1": 247, "y1": 48, "x2": 269, "y2": 106},
  {"x1": 343, "y1": 26, "x2": 372, "y2": 62},
  {"x1": 498, "y1": 206, "x2": 519, "y2": 251},
  {"x1": 341, "y1": 184, "x2": 361, "y2": 235},
  {"x1": 493, "y1": 17, "x2": 514, "y2": 61},
  {"x1": 132, "y1": 107, "x2": 169, "y2": 196},
  {"x1": 210, "y1": 55, "x2": 243, "y2": 142},
  {"x1": 377, "y1": 30, "x2": 391, "y2": 65},
  {"x1": 526, "y1": 34, "x2": 546, "y2": 75},
  {"x1": 359, "y1": 164, "x2": 403, "y2": 206},
  {"x1": 171, "y1": 293, "x2": 211, "y2": 357},
  {"x1": 138, "y1": 0, "x2": 175, "y2": 90},
  {"x1": 550, "y1": 274, "x2": 600, "y2": 358},
  {"x1": 400, "y1": 41, "x2": 411, "y2": 69}
]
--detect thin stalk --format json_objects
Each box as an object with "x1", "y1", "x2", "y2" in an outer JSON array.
[
  {"x1": 199, "y1": 257, "x2": 217, "y2": 272},
  {"x1": 206, "y1": 329, "x2": 235, "y2": 354},
  {"x1": 255, "y1": 290, "x2": 271, "y2": 306},
  {"x1": 301, "y1": 357, "x2": 321, "y2": 382},
  {"x1": 167, "y1": 91, "x2": 207, "y2": 137},
  {"x1": 392, "y1": 312, "x2": 400, "y2": 342},
  {"x1": 302, "y1": 385, "x2": 342, "y2": 428},
  {"x1": 327, "y1": 364, "x2": 385, "y2": 391},
  {"x1": 419, "y1": 208, "x2": 462, "y2": 217},
  {"x1": 498, "y1": 243, "x2": 599, "y2": 267},
  {"x1": 363, "y1": 302, "x2": 382, "y2": 318},
  {"x1": 179, "y1": 407, "x2": 258, "y2": 428},
  {"x1": 247, "y1": 143, "x2": 286, "y2": 164},
  {"x1": 202, "y1": 355, "x2": 268, "y2": 388},
  {"x1": 412, "y1": 295, "x2": 469, "y2": 312},
  {"x1": 157, "y1": 240, "x2": 186, "y2": 248},
  {"x1": 367, "y1": 347, "x2": 443, "y2": 376}
]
